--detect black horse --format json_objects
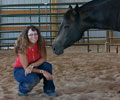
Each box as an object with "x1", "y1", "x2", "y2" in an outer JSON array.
[{"x1": 52, "y1": 0, "x2": 120, "y2": 55}]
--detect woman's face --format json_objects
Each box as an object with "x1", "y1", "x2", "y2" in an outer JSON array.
[{"x1": 28, "y1": 29, "x2": 38, "y2": 44}]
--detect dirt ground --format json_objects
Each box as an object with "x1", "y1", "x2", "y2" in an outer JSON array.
[{"x1": 1, "y1": 46, "x2": 120, "y2": 100}]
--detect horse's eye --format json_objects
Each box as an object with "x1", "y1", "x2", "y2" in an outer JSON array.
[{"x1": 64, "y1": 25, "x2": 70, "y2": 29}]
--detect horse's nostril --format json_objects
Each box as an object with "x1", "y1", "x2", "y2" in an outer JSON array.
[
  {"x1": 53, "y1": 47, "x2": 56, "y2": 51},
  {"x1": 52, "y1": 46, "x2": 56, "y2": 51}
]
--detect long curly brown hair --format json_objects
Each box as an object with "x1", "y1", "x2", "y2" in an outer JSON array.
[{"x1": 14, "y1": 25, "x2": 45, "y2": 54}]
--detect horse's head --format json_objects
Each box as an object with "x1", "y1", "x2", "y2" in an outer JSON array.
[{"x1": 52, "y1": 5, "x2": 85, "y2": 55}]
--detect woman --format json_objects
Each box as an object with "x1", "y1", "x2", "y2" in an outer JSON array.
[{"x1": 13, "y1": 25, "x2": 58, "y2": 97}]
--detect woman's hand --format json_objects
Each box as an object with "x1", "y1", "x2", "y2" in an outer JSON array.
[
  {"x1": 43, "y1": 70, "x2": 52, "y2": 80},
  {"x1": 25, "y1": 65, "x2": 33, "y2": 76}
]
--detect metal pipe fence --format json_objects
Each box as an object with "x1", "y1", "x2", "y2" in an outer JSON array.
[{"x1": 0, "y1": 2, "x2": 120, "y2": 53}]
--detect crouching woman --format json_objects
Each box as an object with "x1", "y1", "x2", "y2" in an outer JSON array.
[{"x1": 13, "y1": 25, "x2": 58, "y2": 97}]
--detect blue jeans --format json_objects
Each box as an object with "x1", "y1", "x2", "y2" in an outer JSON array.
[{"x1": 14, "y1": 62, "x2": 55, "y2": 94}]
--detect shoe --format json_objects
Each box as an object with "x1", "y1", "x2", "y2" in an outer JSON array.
[
  {"x1": 18, "y1": 91, "x2": 28, "y2": 96},
  {"x1": 44, "y1": 91, "x2": 59, "y2": 97},
  {"x1": 118, "y1": 90, "x2": 120, "y2": 94}
]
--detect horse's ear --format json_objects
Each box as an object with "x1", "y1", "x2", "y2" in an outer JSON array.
[
  {"x1": 71, "y1": 4, "x2": 79, "y2": 16},
  {"x1": 75, "y1": 4, "x2": 79, "y2": 11},
  {"x1": 69, "y1": 5, "x2": 73, "y2": 10}
]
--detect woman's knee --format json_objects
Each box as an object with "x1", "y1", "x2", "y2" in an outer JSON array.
[
  {"x1": 27, "y1": 74, "x2": 40, "y2": 86},
  {"x1": 43, "y1": 62, "x2": 52, "y2": 74},
  {"x1": 44, "y1": 62, "x2": 52, "y2": 69}
]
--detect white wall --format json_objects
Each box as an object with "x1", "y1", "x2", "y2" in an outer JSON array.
[
  {"x1": 114, "y1": 31, "x2": 120, "y2": 37},
  {"x1": 1, "y1": 0, "x2": 51, "y2": 44},
  {"x1": 58, "y1": 0, "x2": 91, "y2": 3},
  {"x1": 1, "y1": 0, "x2": 50, "y2": 5}
]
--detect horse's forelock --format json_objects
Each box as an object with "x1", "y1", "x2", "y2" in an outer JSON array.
[{"x1": 64, "y1": 10, "x2": 72, "y2": 20}]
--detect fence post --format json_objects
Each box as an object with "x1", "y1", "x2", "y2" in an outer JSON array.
[
  {"x1": 105, "y1": 30, "x2": 110, "y2": 53},
  {"x1": 97, "y1": 44, "x2": 99, "y2": 53},
  {"x1": 51, "y1": 0, "x2": 58, "y2": 43},
  {"x1": 87, "y1": 30, "x2": 90, "y2": 53},
  {"x1": 38, "y1": 5, "x2": 41, "y2": 30},
  {"x1": 116, "y1": 46, "x2": 118, "y2": 53},
  {"x1": 0, "y1": 5, "x2": 1, "y2": 49}
]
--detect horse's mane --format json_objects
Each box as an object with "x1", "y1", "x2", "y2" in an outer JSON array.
[{"x1": 80, "y1": 0, "x2": 112, "y2": 10}]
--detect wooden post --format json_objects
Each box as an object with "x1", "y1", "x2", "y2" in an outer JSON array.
[
  {"x1": 97, "y1": 45, "x2": 99, "y2": 53},
  {"x1": 109, "y1": 30, "x2": 114, "y2": 43},
  {"x1": 51, "y1": 0, "x2": 58, "y2": 42},
  {"x1": 105, "y1": 30, "x2": 110, "y2": 53},
  {"x1": 116, "y1": 46, "x2": 118, "y2": 53}
]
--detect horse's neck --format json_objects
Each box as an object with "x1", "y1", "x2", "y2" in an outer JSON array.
[
  {"x1": 81, "y1": 0, "x2": 120, "y2": 31},
  {"x1": 85, "y1": 15, "x2": 120, "y2": 31}
]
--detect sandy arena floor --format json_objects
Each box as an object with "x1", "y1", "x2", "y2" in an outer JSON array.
[{"x1": 0, "y1": 46, "x2": 120, "y2": 100}]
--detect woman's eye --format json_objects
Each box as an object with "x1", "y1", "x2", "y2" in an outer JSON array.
[{"x1": 64, "y1": 25, "x2": 70, "y2": 28}]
